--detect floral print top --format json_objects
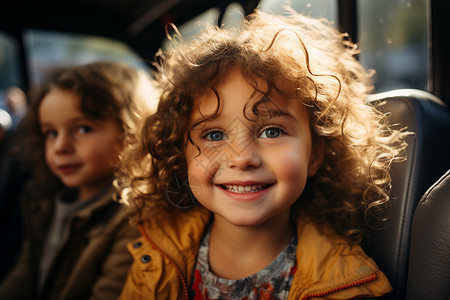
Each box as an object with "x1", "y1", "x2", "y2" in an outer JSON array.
[{"x1": 192, "y1": 229, "x2": 297, "y2": 300}]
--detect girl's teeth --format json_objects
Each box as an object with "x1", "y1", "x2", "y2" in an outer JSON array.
[{"x1": 223, "y1": 184, "x2": 265, "y2": 193}]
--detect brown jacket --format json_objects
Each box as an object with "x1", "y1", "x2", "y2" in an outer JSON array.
[
  {"x1": 119, "y1": 206, "x2": 392, "y2": 299},
  {"x1": 0, "y1": 184, "x2": 139, "y2": 300}
]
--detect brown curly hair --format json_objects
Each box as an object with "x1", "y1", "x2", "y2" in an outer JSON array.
[
  {"x1": 20, "y1": 61, "x2": 158, "y2": 199},
  {"x1": 118, "y1": 10, "x2": 408, "y2": 244}
]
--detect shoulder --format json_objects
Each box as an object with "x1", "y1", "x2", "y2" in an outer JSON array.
[
  {"x1": 121, "y1": 206, "x2": 211, "y2": 299},
  {"x1": 136, "y1": 205, "x2": 211, "y2": 261},
  {"x1": 295, "y1": 217, "x2": 382, "y2": 278},
  {"x1": 296, "y1": 216, "x2": 367, "y2": 257},
  {"x1": 130, "y1": 204, "x2": 211, "y2": 260},
  {"x1": 136, "y1": 205, "x2": 211, "y2": 263},
  {"x1": 140, "y1": 205, "x2": 211, "y2": 239},
  {"x1": 291, "y1": 216, "x2": 392, "y2": 299}
]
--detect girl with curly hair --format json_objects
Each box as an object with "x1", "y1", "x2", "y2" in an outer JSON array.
[
  {"x1": 0, "y1": 61, "x2": 157, "y2": 300},
  {"x1": 118, "y1": 9, "x2": 407, "y2": 300}
]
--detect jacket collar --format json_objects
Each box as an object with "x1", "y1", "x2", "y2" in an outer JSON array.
[{"x1": 72, "y1": 183, "x2": 116, "y2": 219}]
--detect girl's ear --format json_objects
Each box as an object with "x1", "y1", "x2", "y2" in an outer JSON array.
[{"x1": 307, "y1": 137, "x2": 325, "y2": 177}]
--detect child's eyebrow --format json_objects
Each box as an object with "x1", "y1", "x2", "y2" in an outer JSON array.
[
  {"x1": 251, "y1": 96, "x2": 296, "y2": 120},
  {"x1": 261, "y1": 109, "x2": 295, "y2": 119},
  {"x1": 191, "y1": 116, "x2": 216, "y2": 129},
  {"x1": 252, "y1": 103, "x2": 295, "y2": 120}
]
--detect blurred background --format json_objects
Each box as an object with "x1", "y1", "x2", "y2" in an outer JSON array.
[{"x1": 1, "y1": 0, "x2": 445, "y2": 104}]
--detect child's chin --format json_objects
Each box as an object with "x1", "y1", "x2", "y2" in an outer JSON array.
[{"x1": 221, "y1": 215, "x2": 268, "y2": 228}]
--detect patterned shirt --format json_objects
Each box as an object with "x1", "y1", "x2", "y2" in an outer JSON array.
[{"x1": 192, "y1": 229, "x2": 297, "y2": 300}]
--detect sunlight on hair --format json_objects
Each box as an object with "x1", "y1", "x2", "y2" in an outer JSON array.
[{"x1": 136, "y1": 70, "x2": 160, "y2": 113}]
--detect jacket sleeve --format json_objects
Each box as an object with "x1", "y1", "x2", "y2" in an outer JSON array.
[
  {"x1": 89, "y1": 219, "x2": 140, "y2": 300},
  {"x1": 0, "y1": 239, "x2": 33, "y2": 300}
]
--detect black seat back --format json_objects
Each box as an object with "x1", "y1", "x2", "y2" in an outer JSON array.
[
  {"x1": 364, "y1": 89, "x2": 450, "y2": 299},
  {"x1": 406, "y1": 169, "x2": 450, "y2": 300}
]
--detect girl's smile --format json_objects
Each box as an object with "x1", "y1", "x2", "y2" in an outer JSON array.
[
  {"x1": 217, "y1": 181, "x2": 274, "y2": 202},
  {"x1": 220, "y1": 183, "x2": 271, "y2": 193}
]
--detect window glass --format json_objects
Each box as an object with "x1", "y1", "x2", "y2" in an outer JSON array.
[
  {"x1": 358, "y1": 0, "x2": 428, "y2": 92},
  {"x1": 258, "y1": 0, "x2": 337, "y2": 23},
  {"x1": 221, "y1": 2, "x2": 245, "y2": 29},
  {"x1": 0, "y1": 32, "x2": 23, "y2": 116},
  {"x1": 0, "y1": 32, "x2": 23, "y2": 90},
  {"x1": 162, "y1": 8, "x2": 220, "y2": 50},
  {"x1": 24, "y1": 30, "x2": 148, "y2": 86}
]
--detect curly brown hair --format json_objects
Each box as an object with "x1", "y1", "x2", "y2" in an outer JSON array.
[
  {"x1": 20, "y1": 61, "x2": 157, "y2": 199},
  {"x1": 118, "y1": 10, "x2": 408, "y2": 244}
]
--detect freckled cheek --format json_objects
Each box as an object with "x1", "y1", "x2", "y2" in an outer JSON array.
[{"x1": 270, "y1": 148, "x2": 310, "y2": 180}]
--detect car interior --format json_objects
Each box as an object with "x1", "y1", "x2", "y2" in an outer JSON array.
[
  {"x1": 1, "y1": 0, "x2": 449, "y2": 299},
  {"x1": 367, "y1": 88, "x2": 450, "y2": 299}
]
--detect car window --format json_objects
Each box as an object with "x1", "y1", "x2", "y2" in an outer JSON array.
[
  {"x1": 24, "y1": 29, "x2": 148, "y2": 86},
  {"x1": 358, "y1": 0, "x2": 428, "y2": 93},
  {"x1": 162, "y1": 7, "x2": 220, "y2": 50},
  {"x1": 162, "y1": 0, "x2": 336, "y2": 49},
  {"x1": 0, "y1": 32, "x2": 23, "y2": 111},
  {"x1": 258, "y1": 0, "x2": 337, "y2": 23},
  {"x1": 257, "y1": 0, "x2": 429, "y2": 93},
  {"x1": 221, "y1": 2, "x2": 245, "y2": 29},
  {"x1": 0, "y1": 32, "x2": 23, "y2": 90}
]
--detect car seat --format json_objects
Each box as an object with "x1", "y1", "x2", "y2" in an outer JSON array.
[
  {"x1": 406, "y1": 169, "x2": 450, "y2": 300},
  {"x1": 364, "y1": 89, "x2": 450, "y2": 299}
]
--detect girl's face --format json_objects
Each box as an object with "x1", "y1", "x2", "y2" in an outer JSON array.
[
  {"x1": 39, "y1": 88, "x2": 123, "y2": 201},
  {"x1": 186, "y1": 66, "x2": 322, "y2": 228}
]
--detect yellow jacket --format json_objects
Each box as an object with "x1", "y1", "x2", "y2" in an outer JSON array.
[{"x1": 119, "y1": 206, "x2": 392, "y2": 299}]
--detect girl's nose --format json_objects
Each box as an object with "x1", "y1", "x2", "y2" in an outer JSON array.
[
  {"x1": 226, "y1": 140, "x2": 262, "y2": 170},
  {"x1": 54, "y1": 134, "x2": 74, "y2": 154}
]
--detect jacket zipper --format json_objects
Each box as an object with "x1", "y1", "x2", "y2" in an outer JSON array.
[
  {"x1": 301, "y1": 273, "x2": 379, "y2": 299},
  {"x1": 138, "y1": 224, "x2": 190, "y2": 300}
]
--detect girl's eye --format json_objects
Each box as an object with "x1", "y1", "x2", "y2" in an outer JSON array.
[
  {"x1": 204, "y1": 130, "x2": 227, "y2": 141},
  {"x1": 43, "y1": 130, "x2": 57, "y2": 139},
  {"x1": 259, "y1": 127, "x2": 284, "y2": 139},
  {"x1": 77, "y1": 125, "x2": 93, "y2": 134}
]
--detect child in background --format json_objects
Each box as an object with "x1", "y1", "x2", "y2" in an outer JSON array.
[
  {"x1": 118, "y1": 9, "x2": 408, "y2": 299},
  {"x1": 0, "y1": 61, "x2": 157, "y2": 300}
]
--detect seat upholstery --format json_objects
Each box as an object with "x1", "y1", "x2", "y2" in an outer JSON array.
[
  {"x1": 363, "y1": 89, "x2": 450, "y2": 299},
  {"x1": 406, "y1": 169, "x2": 450, "y2": 300}
]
